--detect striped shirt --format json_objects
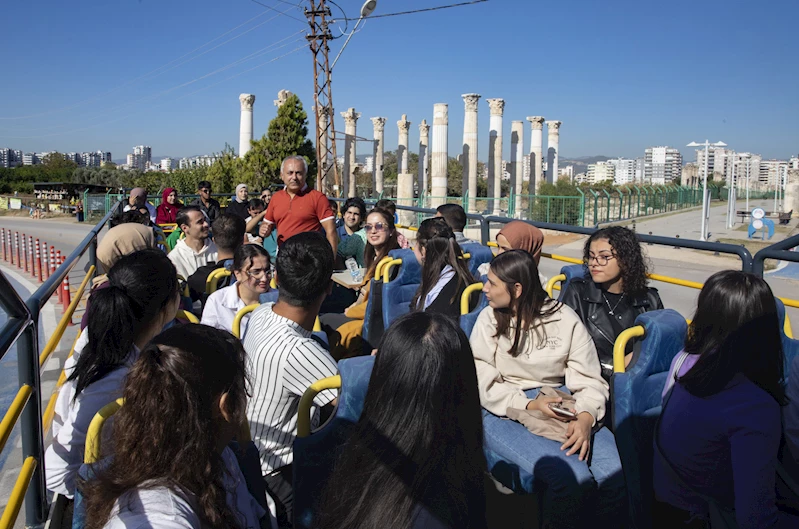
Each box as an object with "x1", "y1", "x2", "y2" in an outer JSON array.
[{"x1": 243, "y1": 303, "x2": 338, "y2": 474}]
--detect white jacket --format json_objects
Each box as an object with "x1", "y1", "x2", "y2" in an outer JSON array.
[
  {"x1": 201, "y1": 283, "x2": 251, "y2": 337},
  {"x1": 168, "y1": 238, "x2": 218, "y2": 280},
  {"x1": 103, "y1": 446, "x2": 275, "y2": 529}
]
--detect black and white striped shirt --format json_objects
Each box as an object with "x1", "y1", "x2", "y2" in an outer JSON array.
[{"x1": 243, "y1": 303, "x2": 338, "y2": 474}]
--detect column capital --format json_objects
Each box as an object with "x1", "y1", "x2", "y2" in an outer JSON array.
[
  {"x1": 419, "y1": 119, "x2": 430, "y2": 135},
  {"x1": 371, "y1": 116, "x2": 386, "y2": 132},
  {"x1": 526, "y1": 116, "x2": 545, "y2": 129},
  {"x1": 341, "y1": 108, "x2": 361, "y2": 125},
  {"x1": 273, "y1": 89, "x2": 293, "y2": 107},
  {"x1": 239, "y1": 93, "x2": 255, "y2": 111},
  {"x1": 462, "y1": 93, "x2": 481, "y2": 112},
  {"x1": 486, "y1": 98, "x2": 505, "y2": 115},
  {"x1": 397, "y1": 114, "x2": 411, "y2": 133},
  {"x1": 548, "y1": 120, "x2": 562, "y2": 134}
]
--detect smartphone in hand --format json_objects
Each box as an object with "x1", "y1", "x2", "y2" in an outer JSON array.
[{"x1": 548, "y1": 402, "x2": 577, "y2": 421}]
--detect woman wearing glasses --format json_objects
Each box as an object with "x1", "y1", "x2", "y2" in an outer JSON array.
[
  {"x1": 560, "y1": 226, "x2": 663, "y2": 382},
  {"x1": 201, "y1": 244, "x2": 272, "y2": 338},
  {"x1": 323, "y1": 207, "x2": 400, "y2": 358}
]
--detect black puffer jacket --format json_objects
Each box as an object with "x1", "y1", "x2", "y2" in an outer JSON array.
[{"x1": 559, "y1": 277, "x2": 663, "y2": 381}]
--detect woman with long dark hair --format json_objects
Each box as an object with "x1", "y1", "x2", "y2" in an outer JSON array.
[
  {"x1": 560, "y1": 226, "x2": 663, "y2": 381},
  {"x1": 202, "y1": 244, "x2": 272, "y2": 337},
  {"x1": 81, "y1": 324, "x2": 273, "y2": 529},
  {"x1": 411, "y1": 217, "x2": 474, "y2": 319},
  {"x1": 45, "y1": 249, "x2": 181, "y2": 498},
  {"x1": 317, "y1": 311, "x2": 487, "y2": 529},
  {"x1": 655, "y1": 270, "x2": 797, "y2": 527},
  {"x1": 470, "y1": 250, "x2": 622, "y2": 529}
]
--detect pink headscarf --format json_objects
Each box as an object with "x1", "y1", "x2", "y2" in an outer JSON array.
[{"x1": 498, "y1": 221, "x2": 545, "y2": 264}]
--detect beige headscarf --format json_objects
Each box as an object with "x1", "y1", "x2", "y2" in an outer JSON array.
[{"x1": 93, "y1": 223, "x2": 156, "y2": 286}]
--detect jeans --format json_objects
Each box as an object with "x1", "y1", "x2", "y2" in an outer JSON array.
[{"x1": 482, "y1": 387, "x2": 626, "y2": 529}]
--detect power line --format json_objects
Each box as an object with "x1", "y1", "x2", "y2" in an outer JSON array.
[
  {"x1": 340, "y1": 0, "x2": 488, "y2": 20},
  {"x1": 248, "y1": 0, "x2": 306, "y2": 23}
]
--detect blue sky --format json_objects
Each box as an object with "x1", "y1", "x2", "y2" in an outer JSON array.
[{"x1": 0, "y1": 0, "x2": 797, "y2": 163}]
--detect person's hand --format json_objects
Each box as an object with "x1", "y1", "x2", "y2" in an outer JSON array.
[
  {"x1": 561, "y1": 412, "x2": 593, "y2": 461},
  {"x1": 259, "y1": 222, "x2": 273, "y2": 238},
  {"x1": 526, "y1": 396, "x2": 572, "y2": 421},
  {"x1": 252, "y1": 237, "x2": 264, "y2": 245},
  {"x1": 370, "y1": 348, "x2": 377, "y2": 356},
  {"x1": 624, "y1": 352, "x2": 633, "y2": 367}
]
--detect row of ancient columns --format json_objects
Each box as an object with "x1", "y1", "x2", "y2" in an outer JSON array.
[{"x1": 336, "y1": 102, "x2": 561, "y2": 213}]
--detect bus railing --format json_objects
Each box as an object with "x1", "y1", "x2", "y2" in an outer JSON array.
[
  {"x1": 0, "y1": 202, "x2": 116, "y2": 528},
  {"x1": 753, "y1": 232, "x2": 799, "y2": 277}
]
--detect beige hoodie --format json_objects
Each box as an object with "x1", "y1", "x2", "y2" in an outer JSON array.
[
  {"x1": 470, "y1": 302, "x2": 609, "y2": 424},
  {"x1": 168, "y1": 238, "x2": 219, "y2": 280}
]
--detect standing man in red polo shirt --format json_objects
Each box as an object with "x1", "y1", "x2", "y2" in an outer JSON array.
[{"x1": 259, "y1": 155, "x2": 338, "y2": 253}]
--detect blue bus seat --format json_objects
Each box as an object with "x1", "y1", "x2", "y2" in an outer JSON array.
[
  {"x1": 459, "y1": 288, "x2": 489, "y2": 338},
  {"x1": 612, "y1": 309, "x2": 687, "y2": 529},
  {"x1": 382, "y1": 249, "x2": 421, "y2": 329},
  {"x1": 293, "y1": 356, "x2": 375, "y2": 529},
  {"x1": 461, "y1": 243, "x2": 494, "y2": 278},
  {"x1": 776, "y1": 298, "x2": 799, "y2": 382},
  {"x1": 555, "y1": 264, "x2": 588, "y2": 300},
  {"x1": 361, "y1": 277, "x2": 384, "y2": 354},
  {"x1": 258, "y1": 289, "x2": 279, "y2": 304}
]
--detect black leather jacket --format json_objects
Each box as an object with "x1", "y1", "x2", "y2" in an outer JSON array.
[{"x1": 559, "y1": 277, "x2": 663, "y2": 381}]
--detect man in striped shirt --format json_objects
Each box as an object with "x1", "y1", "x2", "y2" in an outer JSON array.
[{"x1": 243, "y1": 231, "x2": 338, "y2": 522}]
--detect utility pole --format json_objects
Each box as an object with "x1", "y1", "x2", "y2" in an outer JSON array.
[{"x1": 306, "y1": 0, "x2": 340, "y2": 195}]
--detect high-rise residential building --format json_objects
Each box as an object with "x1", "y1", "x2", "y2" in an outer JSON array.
[
  {"x1": 558, "y1": 165, "x2": 574, "y2": 181},
  {"x1": 732, "y1": 153, "x2": 762, "y2": 190},
  {"x1": 160, "y1": 158, "x2": 175, "y2": 172},
  {"x1": 606, "y1": 158, "x2": 636, "y2": 185},
  {"x1": 126, "y1": 145, "x2": 152, "y2": 171},
  {"x1": 695, "y1": 146, "x2": 735, "y2": 182},
  {"x1": 586, "y1": 161, "x2": 615, "y2": 184},
  {"x1": 644, "y1": 146, "x2": 682, "y2": 185},
  {"x1": 790, "y1": 156, "x2": 798, "y2": 170},
  {"x1": 0, "y1": 148, "x2": 23, "y2": 168},
  {"x1": 522, "y1": 155, "x2": 531, "y2": 181},
  {"x1": 759, "y1": 159, "x2": 788, "y2": 188},
  {"x1": 22, "y1": 153, "x2": 41, "y2": 165},
  {"x1": 364, "y1": 156, "x2": 374, "y2": 173}
]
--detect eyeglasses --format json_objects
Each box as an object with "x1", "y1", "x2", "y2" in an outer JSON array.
[
  {"x1": 199, "y1": 188, "x2": 211, "y2": 193},
  {"x1": 585, "y1": 254, "x2": 616, "y2": 266},
  {"x1": 246, "y1": 268, "x2": 272, "y2": 279},
  {"x1": 261, "y1": 195, "x2": 270, "y2": 200},
  {"x1": 365, "y1": 222, "x2": 387, "y2": 233}
]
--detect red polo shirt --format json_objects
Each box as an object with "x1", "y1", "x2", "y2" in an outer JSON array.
[{"x1": 264, "y1": 186, "x2": 334, "y2": 246}]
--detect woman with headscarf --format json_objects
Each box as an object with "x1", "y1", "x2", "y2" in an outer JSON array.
[
  {"x1": 226, "y1": 184, "x2": 250, "y2": 220},
  {"x1": 80, "y1": 223, "x2": 157, "y2": 330},
  {"x1": 477, "y1": 221, "x2": 547, "y2": 287},
  {"x1": 155, "y1": 187, "x2": 182, "y2": 224}
]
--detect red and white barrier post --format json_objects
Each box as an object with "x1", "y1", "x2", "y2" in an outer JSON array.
[
  {"x1": 28, "y1": 235, "x2": 35, "y2": 279},
  {"x1": 61, "y1": 255, "x2": 71, "y2": 310},
  {"x1": 41, "y1": 241, "x2": 48, "y2": 280},
  {"x1": 14, "y1": 232, "x2": 19, "y2": 267},
  {"x1": 1, "y1": 230, "x2": 5, "y2": 262},
  {"x1": 55, "y1": 250, "x2": 63, "y2": 303},
  {"x1": 35, "y1": 239, "x2": 42, "y2": 281},
  {"x1": 22, "y1": 234, "x2": 28, "y2": 273}
]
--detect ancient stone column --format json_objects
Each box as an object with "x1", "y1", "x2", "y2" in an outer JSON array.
[
  {"x1": 341, "y1": 108, "x2": 360, "y2": 198},
  {"x1": 486, "y1": 98, "x2": 505, "y2": 215},
  {"x1": 397, "y1": 172, "x2": 415, "y2": 226},
  {"x1": 274, "y1": 89, "x2": 293, "y2": 107},
  {"x1": 785, "y1": 169, "x2": 799, "y2": 218},
  {"x1": 238, "y1": 94, "x2": 255, "y2": 158},
  {"x1": 431, "y1": 104, "x2": 449, "y2": 208},
  {"x1": 511, "y1": 120, "x2": 524, "y2": 217},
  {"x1": 418, "y1": 120, "x2": 430, "y2": 197},
  {"x1": 526, "y1": 116, "x2": 545, "y2": 191},
  {"x1": 462, "y1": 94, "x2": 480, "y2": 213},
  {"x1": 547, "y1": 120, "x2": 562, "y2": 184},
  {"x1": 397, "y1": 114, "x2": 411, "y2": 175},
  {"x1": 371, "y1": 117, "x2": 386, "y2": 197}
]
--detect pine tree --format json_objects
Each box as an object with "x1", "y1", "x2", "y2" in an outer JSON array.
[{"x1": 243, "y1": 93, "x2": 317, "y2": 189}]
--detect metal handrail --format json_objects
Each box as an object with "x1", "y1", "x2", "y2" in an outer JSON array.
[
  {"x1": 0, "y1": 200, "x2": 117, "y2": 527},
  {"x1": 39, "y1": 265, "x2": 95, "y2": 367},
  {"x1": 296, "y1": 375, "x2": 342, "y2": 438},
  {"x1": 752, "y1": 233, "x2": 799, "y2": 277}
]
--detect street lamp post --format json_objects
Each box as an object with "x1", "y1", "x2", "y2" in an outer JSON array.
[
  {"x1": 330, "y1": 0, "x2": 377, "y2": 70},
  {"x1": 726, "y1": 150, "x2": 736, "y2": 229},
  {"x1": 687, "y1": 140, "x2": 727, "y2": 241}
]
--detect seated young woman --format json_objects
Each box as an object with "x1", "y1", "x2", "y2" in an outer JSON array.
[
  {"x1": 201, "y1": 244, "x2": 272, "y2": 337},
  {"x1": 477, "y1": 220, "x2": 546, "y2": 287},
  {"x1": 655, "y1": 270, "x2": 798, "y2": 528},
  {"x1": 80, "y1": 324, "x2": 275, "y2": 529},
  {"x1": 470, "y1": 250, "x2": 623, "y2": 529},
  {"x1": 560, "y1": 226, "x2": 663, "y2": 382},
  {"x1": 411, "y1": 217, "x2": 475, "y2": 319},
  {"x1": 321, "y1": 207, "x2": 400, "y2": 359},
  {"x1": 316, "y1": 311, "x2": 487, "y2": 529},
  {"x1": 45, "y1": 249, "x2": 180, "y2": 499}
]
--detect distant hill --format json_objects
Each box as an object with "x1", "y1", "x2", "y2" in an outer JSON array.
[{"x1": 559, "y1": 155, "x2": 613, "y2": 175}]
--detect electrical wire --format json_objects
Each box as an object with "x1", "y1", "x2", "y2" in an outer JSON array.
[
  {"x1": 341, "y1": 0, "x2": 488, "y2": 20},
  {"x1": 0, "y1": 6, "x2": 298, "y2": 121},
  {"x1": 248, "y1": 0, "x2": 306, "y2": 23}
]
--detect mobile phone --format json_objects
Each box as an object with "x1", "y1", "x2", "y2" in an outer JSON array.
[{"x1": 548, "y1": 403, "x2": 577, "y2": 420}]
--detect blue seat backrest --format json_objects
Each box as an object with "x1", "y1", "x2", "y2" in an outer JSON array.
[
  {"x1": 555, "y1": 264, "x2": 588, "y2": 300},
  {"x1": 460, "y1": 275, "x2": 489, "y2": 338},
  {"x1": 776, "y1": 298, "x2": 799, "y2": 383},
  {"x1": 258, "y1": 289, "x2": 279, "y2": 304},
  {"x1": 382, "y1": 249, "x2": 422, "y2": 329},
  {"x1": 611, "y1": 309, "x2": 687, "y2": 529},
  {"x1": 461, "y1": 243, "x2": 494, "y2": 278},
  {"x1": 361, "y1": 277, "x2": 384, "y2": 352},
  {"x1": 293, "y1": 356, "x2": 375, "y2": 529}
]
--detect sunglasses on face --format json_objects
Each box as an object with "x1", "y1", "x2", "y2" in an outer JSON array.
[
  {"x1": 365, "y1": 222, "x2": 387, "y2": 233},
  {"x1": 199, "y1": 188, "x2": 211, "y2": 193}
]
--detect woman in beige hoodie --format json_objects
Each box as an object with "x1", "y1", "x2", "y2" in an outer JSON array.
[{"x1": 470, "y1": 250, "x2": 624, "y2": 529}]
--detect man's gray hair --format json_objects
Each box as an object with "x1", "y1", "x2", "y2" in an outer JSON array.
[{"x1": 281, "y1": 155, "x2": 308, "y2": 175}]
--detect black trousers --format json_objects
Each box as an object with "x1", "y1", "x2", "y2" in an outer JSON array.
[{"x1": 265, "y1": 464, "x2": 293, "y2": 528}]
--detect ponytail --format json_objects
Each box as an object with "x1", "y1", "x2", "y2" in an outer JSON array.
[
  {"x1": 412, "y1": 218, "x2": 474, "y2": 310},
  {"x1": 69, "y1": 249, "x2": 178, "y2": 397}
]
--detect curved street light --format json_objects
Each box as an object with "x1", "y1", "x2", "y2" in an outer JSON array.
[
  {"x1": 687, "y1": 140, "x2": 727, "y2": 241},
  {"x1": 331, "y1": 0, "x2": 377, "y2": 70}
]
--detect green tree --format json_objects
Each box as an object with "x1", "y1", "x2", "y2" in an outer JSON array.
[{"x1": 207, "y1": 144, "x2": 242, "y2": 194}]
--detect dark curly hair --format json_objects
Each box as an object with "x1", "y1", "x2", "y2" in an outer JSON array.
[{"x1": 583, "y1": 226, "x2": 650, "y2": 296}]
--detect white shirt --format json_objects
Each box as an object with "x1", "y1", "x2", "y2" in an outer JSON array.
[
  {"x1": 45, "y1": 340, "x2": 139, "y2": 498},
  {"x1": 103, "y1": 446, "x2": 274, "y2": 529},
  {"x1": 422, "y1": 265, "x2": 455, "y2": 310},
  {"x1": 168, "y1": 238, "x2": 219, "y2": 280},
  {"x1": 201, "y1": 283, "x2": 251, "y2": 337},
  {"x1": 243, "y1": 303, "x2": 338, "y2": 474}
]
